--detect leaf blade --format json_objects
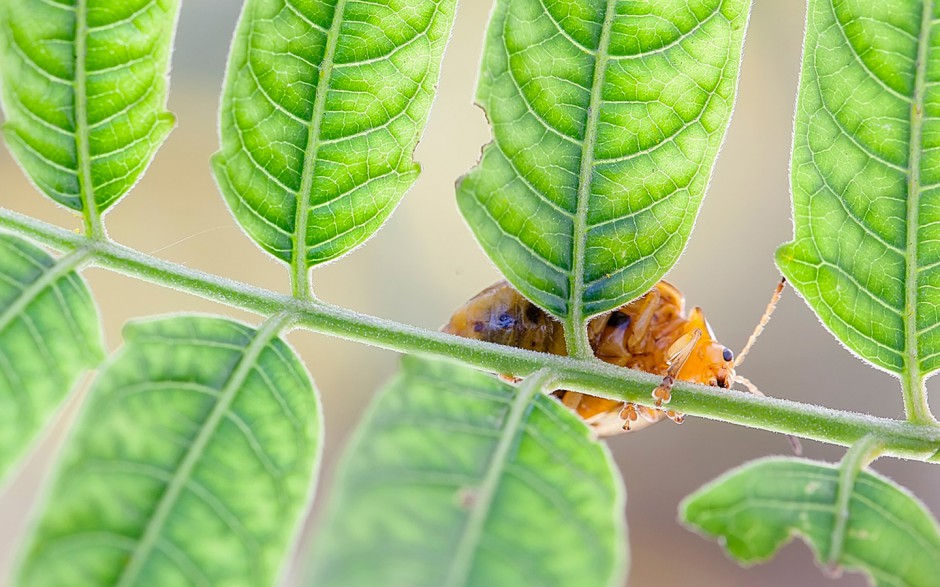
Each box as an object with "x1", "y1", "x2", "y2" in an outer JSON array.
[
  {"x1": 0, "y1": 233, "x2": 103, "y2": 483},
  {"x1": 681, "y1": 457, "x2": 940, "y2": 586},
  {"x1": 306, "y1": 357, "x2": 627, "y2": 587},
  {"x1": 212, "y1": 0, "x2": 457, "y2": 272},
  {"x1": 0, "y1": 0, "x2": 180, "y2": 214},
  {"x1": 15, "y1": 315, "x2": 322, "y2": 587},
  {"x1": 457, "y1": 0, "x2": 751, "y2": 323},
  {"x1": 776, "y1": 0, "x2": 940, "y2": 379}
]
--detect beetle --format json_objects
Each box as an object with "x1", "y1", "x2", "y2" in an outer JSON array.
[{"x1": 443, "y1": 279, "x2": 786, "y2": 438}]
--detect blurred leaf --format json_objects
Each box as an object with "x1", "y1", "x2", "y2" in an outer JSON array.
[
  {"x1": 776, "y1": 1, "x2": 940, "y2": 376},
  {"x1": 457, "y1": 0, "x2": 750, "y2": 322},
  {"x1": 212, "y1": 0, "x2": 457, "y2": 269},
  {"x1": 681, "y1": 457, "x2": 940, "y2": 586},
  {"x1": 16, "y1": 315, "x2": 321, "y2": 587},
  {"x1": 307, "y1": 357, "x2": 627, "y2": 587},
  {"x1": 0, "y1": 0, "x2": 179, "y2": 213},
  {"x1": 0, "y1": 232, "x2": 103, "y2": 483}
]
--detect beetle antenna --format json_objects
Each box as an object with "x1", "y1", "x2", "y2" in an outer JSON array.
[{"x1": 734, "y1": 277, "x2": 786, "y2": 368}]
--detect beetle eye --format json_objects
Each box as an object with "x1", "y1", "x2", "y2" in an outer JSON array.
[{"x1": 722, "y1": 347, "x2": 734, "y2": 362}]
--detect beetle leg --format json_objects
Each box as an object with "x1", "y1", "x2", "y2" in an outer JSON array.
[
  {"x1": 618, "y1": 403, "x2": 666, "y2": 431},
  {"x1": 664, "y1": 409, "x2": 685, "y2": 424},
  {"x1": 627, "y1": 287, "x2": 661, "y2": 351},
  {"x1": 653, "y1": 328, "x2": 702, "y2": 407},
  {"x1": 560, "y1": 391, "x2": 584, "y2": 411},
  {"x1": 619, "y1": 403, "x2": 639, "y2": 430}
]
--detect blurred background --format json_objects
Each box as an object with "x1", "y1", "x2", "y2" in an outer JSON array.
[{"x1": 1, "y1": 2, "x2": 937, "y2": 585}]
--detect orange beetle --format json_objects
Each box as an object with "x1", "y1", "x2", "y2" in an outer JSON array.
[{"x1": 444, "y1": 279, "x2": 785, "y2": 438}]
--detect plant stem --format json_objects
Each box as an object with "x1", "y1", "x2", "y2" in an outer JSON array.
[
  {"x1": 564, "y1": 317, "x2": 593, "y2": 361},
  {"x1": 902, "y1": 370, "x2": 936, "y2": 425},
  {"x1": 4, "y1": 208, "x2": 940, "y2": 462}
]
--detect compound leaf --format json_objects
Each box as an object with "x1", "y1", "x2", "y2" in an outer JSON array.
[
  {"x1": 15, "y1": 315, "x2": 321, "y2": 587},
  {"x1": 0, "y1": 0, "x2": 180, "y2": 214},
  {"x1": 681, "y1": 457, "x2": 940, "y2": 587},
  {"x1": 212, "y1": 0, "x2": 457, "y2": 273},
  {"x1": 457, "y1": 0, "x2": 750, "y2": 325},
  {"x1": 307, "y1": 357, "x2": 627, "y2": 587},
  {"x1": 0, "y1": 232, "x2": 103, "y2": 484},
  {"x1": 777, "y1": 0, "x2": 940, "y2": 378}
]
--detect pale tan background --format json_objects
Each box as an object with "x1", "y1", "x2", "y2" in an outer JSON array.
[{"x1": 2, "y1": 2, "x2": 938, "y2": 586}]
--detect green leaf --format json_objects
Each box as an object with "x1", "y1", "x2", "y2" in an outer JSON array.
[
  {"x1": 776, "y1": 1, "x2": 940, "y2": 379},
  {"x1": 15, "y1": 314, "x2": 322, "y2": 587},
  {"x1": 0, "y1": 0, "x2": 180, "y2": 216},
  {"x1": 681, "y1": 457, "x2": 940, "y2": 586},
  {"x1": 456, "y1": 0, "x2": 750, "y2": 330},
  {"x1": 306, "y1": 357, "x2": 627, "y2": 587},
  {"x1": 212, "y1": 0, "x2": 457, "y2": 279},
  {"x1": 0, "y1": 232, "x2": 103, "y2": 483}
]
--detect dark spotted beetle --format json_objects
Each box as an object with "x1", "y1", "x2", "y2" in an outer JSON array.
[{"x1": 444, "y1": 279, "x2": 787, "y2": 439}]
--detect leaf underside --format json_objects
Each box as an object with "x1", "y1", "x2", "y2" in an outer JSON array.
[
  {"x1": 776, "y1": 0, "x2": 940, "y2": 376},
  {"x1": 0, "y1": 0, "x2": 179, "y2": 212},
  {"x1": 681, "y1": 457, "x2": 940, "y2": 587},
  {"x1": 457, "y1": 0, "x2": 751, "y2": 319},
  {"x1": 16, "y1": 315, "x2": 321, "y2": 587},
  {"x1": 212, "y1": 0, "x2": 457, "y2": 267},
  {"x1": 0, "y1": 233, "x2": 103, "y2": 483},
  {"x1": 307, "y1": 357, "x2": 627, "y2": 587}
]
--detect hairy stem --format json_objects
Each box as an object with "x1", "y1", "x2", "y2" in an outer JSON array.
[{"x1": 4, "y1": 208, "x2": 940, "y2": 462}]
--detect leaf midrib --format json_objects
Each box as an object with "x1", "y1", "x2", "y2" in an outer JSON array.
[
  {"x1": 0, "y1": 248, "x2": 90, "y2": 334},
  {"x1": 74, "y1": 0, "x2": 102, "y2": 237},
  {"x1": 904, "y1": 0, "x2": 934, "y2": 421},
  {"x1": 442, "y1": 370, "x2": 553, "y2": 587},
  {"x1": 113, "y1": 313, "x2": 291, "y2": 587},
  {"x1": 567, "y1": 0, "x2": 618, "y2": 358},
  {"x1": 291, "y1": 0, "x2": 348, "y2": 299}
]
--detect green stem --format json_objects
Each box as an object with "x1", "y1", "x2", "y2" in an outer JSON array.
[
  {"x1": 827, "y1": 434, "x2": 886, "y2": 571},
  {"x1": 902, "y1": 370, "x2": 935, "y2": 425},
  {"x1": 564, "y1": 318, "x2": 593, "y2": 361},
  {"x1": 4, "y1": 208, "x2": 940, "y2": 461}
]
